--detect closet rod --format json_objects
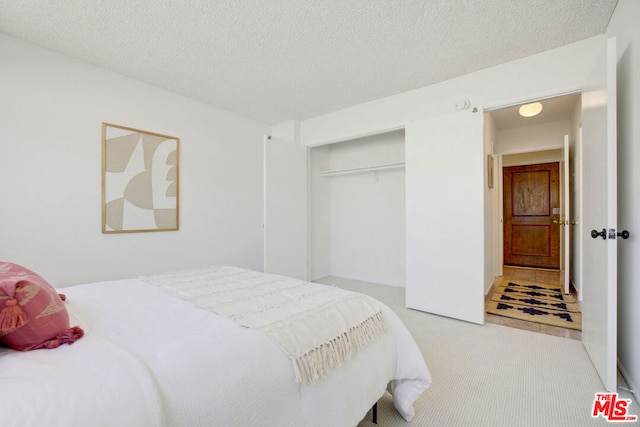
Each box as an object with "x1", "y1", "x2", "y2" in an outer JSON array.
[{"x1": 320, "y1": 162, "x2": 405, "y2": 177}]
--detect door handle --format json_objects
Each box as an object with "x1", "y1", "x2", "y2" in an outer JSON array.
[
  {"x1": 617, "y1": 230, "x2": 630, "y2": 239},
  {"x1": 591, "y1": 229, "x2": 630, "y2": 240}
]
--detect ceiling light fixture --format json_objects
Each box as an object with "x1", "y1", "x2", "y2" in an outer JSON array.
[{"x1": 519, "y1": 102, "x2": 543, "y2": 117}]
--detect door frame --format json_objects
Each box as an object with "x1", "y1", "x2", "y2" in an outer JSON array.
[{"x1": 561, "y1": 135, "x2": 571, "y2": 293}]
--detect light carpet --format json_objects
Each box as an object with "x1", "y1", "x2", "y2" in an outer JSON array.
[{"x1": 315, "y1": 276, "x2": 639, "y2": 427}]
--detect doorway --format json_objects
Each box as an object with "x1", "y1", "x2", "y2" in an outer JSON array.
[
  {"x1": 488, "y1": 94, "x2": 581, "y2": 279},
  {"x1": 486, "y1": 93, "x2": 582, "y2": 337}
]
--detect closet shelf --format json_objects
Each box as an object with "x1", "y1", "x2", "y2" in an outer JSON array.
[{"x1": 320, "y1": 162, "x2": 405, "y2": 177}]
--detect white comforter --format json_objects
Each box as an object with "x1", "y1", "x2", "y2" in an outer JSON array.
[{"x1": 0, "y1": 276, "x2": 431, "y2": 427}]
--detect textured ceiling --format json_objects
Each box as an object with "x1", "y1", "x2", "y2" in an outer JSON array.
[{"x1": 0, "y1": 0, "x2": 618, "y2": 124}]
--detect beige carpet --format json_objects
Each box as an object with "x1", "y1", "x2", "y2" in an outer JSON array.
[{"x1": 315, "y1": 276, "x2": 640, "y2": 427}]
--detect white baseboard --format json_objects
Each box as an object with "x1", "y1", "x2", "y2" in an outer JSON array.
[
  {"x1": 570, "y1": 277, "x2": 582, "y2": 301},
  {"x1": 485, "y1": 278, "x2": 497, "y2": 301},
  {"x1": 618, "y1": 359, "x2": 639, "y2": 404}
]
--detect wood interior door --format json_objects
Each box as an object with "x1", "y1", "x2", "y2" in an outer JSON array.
[{"x1": 503, "y1": 162, "x2": 560, "y2": 269}]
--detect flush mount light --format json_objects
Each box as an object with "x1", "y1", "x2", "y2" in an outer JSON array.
[{"x1": 519, "y1": 102, "x2": 543, "y2": 117}]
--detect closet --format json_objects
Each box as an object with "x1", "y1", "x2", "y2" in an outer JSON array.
[{"x1": 309, "y1": 129, "x2": 405, "y2": 287}]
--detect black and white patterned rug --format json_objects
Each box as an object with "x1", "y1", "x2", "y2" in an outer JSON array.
[{"x1": 486, "y1": 281, "x2": 582, "y2": 330}]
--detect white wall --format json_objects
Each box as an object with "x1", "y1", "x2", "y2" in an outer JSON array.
[
  {"x1": 501, "y1": 149, "x2": 562, "y2": 167},
  {"x1": 310, "y1": 131, "x2": 405, "y2": 286},
  {"x1": 606, "y1": 0, "x2": 640, "y2": 402},
  {"x1": 0, "y1": 34, "x2": 267, "y2": 286},
  {"x1": 496, "y1": 121, "x2": 570, "y2": 155}
]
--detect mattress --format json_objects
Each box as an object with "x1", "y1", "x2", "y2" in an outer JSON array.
[{"x1": 0, "y1": 268, "x2": 431, "y2": 427}]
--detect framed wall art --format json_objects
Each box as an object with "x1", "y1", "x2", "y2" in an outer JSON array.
[
  {"x1": 487, "y1": 154, "x2": 494, "y2": 188},
  {"x1": 102, "y1": 123, "x2": 179, "y2": 233}
]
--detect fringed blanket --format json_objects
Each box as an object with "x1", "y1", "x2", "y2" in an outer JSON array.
[{"x1": 140, "y1": 266, "x2": 386, "y2": 384}]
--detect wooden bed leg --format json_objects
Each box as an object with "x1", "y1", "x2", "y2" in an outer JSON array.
[{"x1": 372, "y1": 402, "x2": 378, "y2": 424}]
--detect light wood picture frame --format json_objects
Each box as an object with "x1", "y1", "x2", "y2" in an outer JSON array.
[
  {"x1": 102, "y1": 123, "x2": 179, "y2": 233},
  {"x1": 487, "y1": 154, "x2": 494, "y2": 188}
]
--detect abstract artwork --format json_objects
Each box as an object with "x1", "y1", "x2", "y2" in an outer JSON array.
[{"x1": 102, "y1": 123, "x2": 179, "y2": 233}]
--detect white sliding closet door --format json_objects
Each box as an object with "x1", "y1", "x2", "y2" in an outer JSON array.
[
  {"x1": 405, "y1": 111, "x2": 485, "y2": 324},
  {"x1": 263, "y1": 135, "x2": 308, "y2": 280}
]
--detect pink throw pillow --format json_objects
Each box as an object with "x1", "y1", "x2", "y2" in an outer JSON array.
[{"x1": 0, "y1": 262, "x2": 83, "y2": 351}]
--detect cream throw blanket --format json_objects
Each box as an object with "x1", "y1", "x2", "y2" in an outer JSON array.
[{"x1": 140, "y1": 266, "x2": 386, "y2": 384}]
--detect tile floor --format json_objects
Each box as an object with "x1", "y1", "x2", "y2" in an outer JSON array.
[{"x1": 485, "y1": 266, "x2": 582, "y2": 341}]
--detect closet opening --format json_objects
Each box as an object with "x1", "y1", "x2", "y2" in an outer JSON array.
[{"x1": 309, "y1": 129, "x2": 406, "y2": 288}]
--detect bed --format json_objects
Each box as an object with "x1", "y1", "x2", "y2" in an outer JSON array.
[{"x1": 0, "y1": 264, "x2": 431, "y2": 427}]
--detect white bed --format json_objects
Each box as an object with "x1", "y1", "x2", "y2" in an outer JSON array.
[{"x1": 0, "y1": 267, "x2": 431, "y2": 427}]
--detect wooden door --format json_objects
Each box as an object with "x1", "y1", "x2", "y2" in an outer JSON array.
[{"x1": 503, "y1": 162, "x2": 560, "y2": 269}]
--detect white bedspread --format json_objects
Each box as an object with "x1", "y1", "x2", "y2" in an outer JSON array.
[
  {"x1": 141, "y1": 266, "x2": 387, "y2": 384},
  {"x1": 0, "y1": 311, "x2": 164, "y2": 427},
  {"x1": 0, "y1": 274, "x2": 431, "y2": 426}
]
